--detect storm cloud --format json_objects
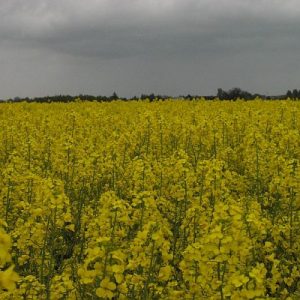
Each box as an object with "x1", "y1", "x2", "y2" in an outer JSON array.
[{"x1": 1, "y1": 0, "x2": 300, "y2": 98}]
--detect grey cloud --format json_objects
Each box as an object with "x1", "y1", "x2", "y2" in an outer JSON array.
[
  {"x1": 1, "y1": 0, "x2": 300, "y2": 98},
  {"x1": 2, "y1": 1, "x2": 300, "y2": 57}
]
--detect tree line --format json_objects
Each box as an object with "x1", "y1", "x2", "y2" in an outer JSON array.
[{"x1": 1, "y1": 88, "x2": 300, "y2": 103}]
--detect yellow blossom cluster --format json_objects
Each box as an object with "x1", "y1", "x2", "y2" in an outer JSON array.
[
  {"x1": 0, "y1": 99, "x2": 299, "y2": 299},
  {"x1": 0, "y1": 220, "x2": 19, "y2": 293}
]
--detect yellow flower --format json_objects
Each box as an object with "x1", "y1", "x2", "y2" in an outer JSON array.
[
  {"x1": 158, "y1": 265, "x2": 172, "y2": 281},
  {"x1": 96, "y1": 278, "x2": 116, "y2": 299},
  {"x1": 0, "y1": 265, "x2": 19, "y2": 291},
  {"x1": 78, "y1": 268, "x2": 96, "y2": 284},
  {"x1": 231, "y1": 273, "x2": 249, "y2": 288}
]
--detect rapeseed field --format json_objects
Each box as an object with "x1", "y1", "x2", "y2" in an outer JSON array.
[{"x1": 0, "y1": 100, "x2": 299, "y2": 299}]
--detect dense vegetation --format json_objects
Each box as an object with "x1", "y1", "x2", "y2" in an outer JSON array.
[
  {"x1": 0, "y1": 100, "x2": 299, "y2": 299},
  {"x1": 2, "y1": 88, "x2": 300, "y2": 103}
]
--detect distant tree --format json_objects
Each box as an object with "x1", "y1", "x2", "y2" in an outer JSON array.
[
  {"x1": 217, "y1": 88, "x2": 228, "y2": 100},
  {"x1": 292, "y1": 89, "x2": 299, "y2": 99},
  {"x1": 148, "y1": 93, "x2": 155, "y2": 102},
  {"x1": 110, "y1": 92, "x2": 118, "y2": 101},
  {"x1": 140, "y1": 94, "x2": 151, "y2": 100},
  {"x1": 217, "y1": 87, "x2": 253, "y2": 100},
  {"x1": 229, "y1": 87, "x2": 242, "y2": 100}
]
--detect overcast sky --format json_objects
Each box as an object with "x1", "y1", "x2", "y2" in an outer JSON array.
[{"x1": 1, "y1": 0, "x2": 300, "y2": 99}]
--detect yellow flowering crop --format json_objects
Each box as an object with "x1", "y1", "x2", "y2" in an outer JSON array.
[
  {"x1": 0, "y1": 221, "x2": 19, "y2": 292},
  {"x1": 0, "y1": 99, "x2": 299, "y2": 299}
]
